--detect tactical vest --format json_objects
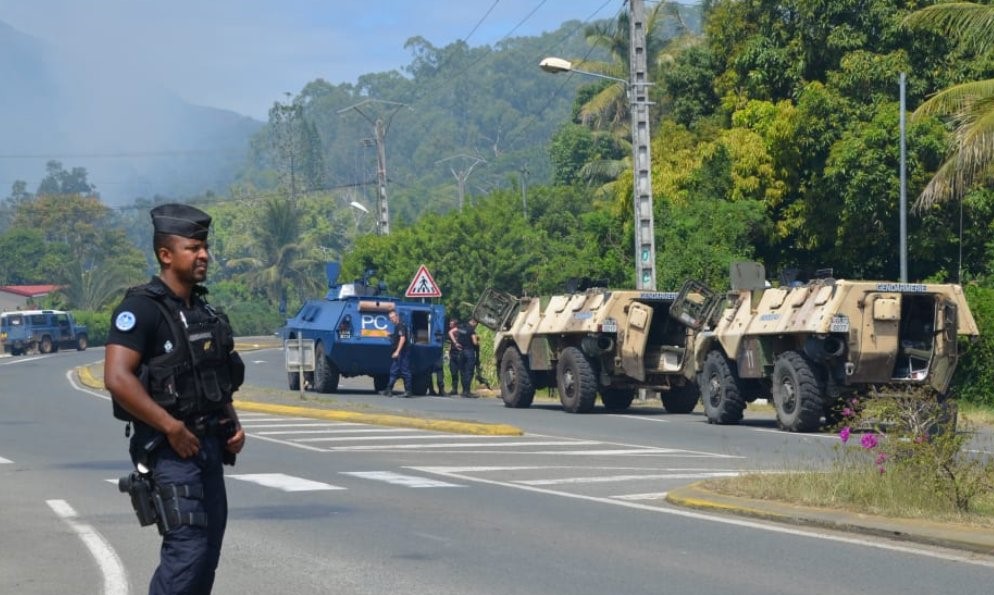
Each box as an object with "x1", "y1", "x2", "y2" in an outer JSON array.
[{"x1": 113, "y1": 282, "x2": 244, "y2": 421}]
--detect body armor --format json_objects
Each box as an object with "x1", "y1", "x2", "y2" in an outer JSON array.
[{"x1": 127, "y1": 281, "x2": 244, "y2": 419}]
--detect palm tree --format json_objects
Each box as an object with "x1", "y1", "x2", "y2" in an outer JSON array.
[
  {"x1": 228, "y1": 197, "x2": 324, "y2": 307},
  {"x1": 571, "y1": 2, "x2": 697, "y2": 191},
  {"x1": 904, "y1": 3, "x2": 994, "y2": 209}
]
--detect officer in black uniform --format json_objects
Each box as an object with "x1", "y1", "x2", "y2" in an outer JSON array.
[
  {"x1": 381, "y1": 309, "x2": 412, "y2": 397},
  {"x1": 457, "y1": 318, "x2": 479, "y2": 397},
  {"x1": 105, "y1": 203, "x2": 246, "y2": 595}
]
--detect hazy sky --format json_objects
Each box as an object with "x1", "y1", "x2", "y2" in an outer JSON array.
[{"x1": 0, "y1": 0, "x2": 623, "y2": 120}]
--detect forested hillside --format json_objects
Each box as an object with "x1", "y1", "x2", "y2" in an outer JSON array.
[{"x1": 2, "y1": 1, "x2": 994, "y2": 403}]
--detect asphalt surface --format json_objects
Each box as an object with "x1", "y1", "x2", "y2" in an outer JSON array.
[{"x1": 69, "y1": 338, "x2": 994, "y2": 558}]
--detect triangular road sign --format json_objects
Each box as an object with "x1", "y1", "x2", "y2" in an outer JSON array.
[{"x1": 405, "y1": 265, "x2": 442, "y2": 298}]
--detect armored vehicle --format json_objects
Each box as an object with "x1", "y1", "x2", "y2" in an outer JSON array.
[
  {"x1": 473, "y1": 286, "x2": 700, "y2": 414},
  {"x1": 281, "y1": 264, "x2": 446, "y2": 395},
  {"x1": 1, "y1": 309, "x2": 89, "y2": 355},
  {"x1": 670, "y1": 262, "x2": 980, "y2": 432}
]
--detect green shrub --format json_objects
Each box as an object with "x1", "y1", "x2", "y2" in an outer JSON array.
[{"x1": 954, "y1": 286, "x2": 994, "y2": 407}]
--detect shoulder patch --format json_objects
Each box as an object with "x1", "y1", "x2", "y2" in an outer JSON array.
[{"x1": 115, "y1": 311, "x2": 137, "y2": 332}]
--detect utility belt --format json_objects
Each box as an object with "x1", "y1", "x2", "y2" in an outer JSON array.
[{"x1": 185, "y1": 413, "x2": 238, "y2": 466}]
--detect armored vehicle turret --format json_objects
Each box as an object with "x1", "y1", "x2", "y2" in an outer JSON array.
[
  {"x1": 670, "y1": 262, "x2": 980, "y2": 432},
  {"x1": 474, "y1": 285, "x2": 699, "y2": 414},
  {"x1": 281, "y1": 264, "x2": 446, "y2": 395}
]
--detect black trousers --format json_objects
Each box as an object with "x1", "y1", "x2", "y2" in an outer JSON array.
[{"x1": 137, "y1": 433, "x2": 228, "y2": 595}]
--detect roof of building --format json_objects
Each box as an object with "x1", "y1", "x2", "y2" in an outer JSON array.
[{"x1": 0, "y1": 285, "x2": 64, "y2": 297}]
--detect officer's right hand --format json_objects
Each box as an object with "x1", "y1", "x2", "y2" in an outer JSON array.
[{"x1": 165, "y1": 420, "x2": 201, "y2": 459}]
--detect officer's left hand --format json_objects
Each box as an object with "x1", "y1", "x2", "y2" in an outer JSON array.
[{"x1": 226, "y1": 427, "x2": 246, "y2": 454}]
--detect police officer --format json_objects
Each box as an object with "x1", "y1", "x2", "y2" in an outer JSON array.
[
  {"x1": 105, "y1": 203, "x2": 246, "y2": 595},
  {"x1": 381, "y1": 309, "x2": 412, "y2": 397},
  {"x1": 457, "y1": 318, "x2": 479, "y2": 397},
  {"x1": 446, "y1": 318, "x2": 462, "y2": 396}
]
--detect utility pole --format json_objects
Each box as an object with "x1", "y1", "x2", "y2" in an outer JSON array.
[
  {"x1": 338, "y1": 99, "x2": 409, "y2": 235},
  {"x1": 899, "y1": 72, "x2": 908, "y2": 283},
  {"x1": 436, "y1": 154, "x2": 486, "y2": 210},
  {"x1": 629, "y1": 0, "x2": 656, "y2": 290}
]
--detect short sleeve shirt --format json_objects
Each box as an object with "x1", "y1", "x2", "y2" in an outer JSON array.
[
  {"x1": 391, "y1": 320, "x2": 410, "y2": 352},
  {"x1": 107, "y1": 277, "x2": 182, "y2": 363}
]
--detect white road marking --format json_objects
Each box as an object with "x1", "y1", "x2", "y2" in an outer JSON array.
[
  {"x1": 228, "y1": 473, "x2": 344, "y2": 492},
  {"x1": 615, "y1": 414, "x2": 670, "y2": 423},
  {"x1": 296, "y1": 434, "x2": 502, "y2": 443},
  {"x1": 256, "y1": 428, "x2": 411, "y2": 436},
  {"x1": 516, "y1": 471, "x2": 741, "y2": 486},
  {"x1": 46, "y1": 499, "x2": 128, "y2": 595},
  {"x1": 612, "y1": 492, "x2": 669, "y2": 501},
  {"x1": 329, "y1": 439, "x2": 602, "y2": 451},
  {"x1": 242, "y1": 422, "x2": 368, "y2": 429},
  {"x1": 0, "y1": 456, "x2": 12, "y2": 464},
  {"x1": 0, "y1": 355, "x2": 49, "y2": 365},
  {"x1": 526, "y1": 448, "x2": 728, "y2": 456},
  {"x1": 341, "y1": 471, "x2": 463, "y2": 488},
  {"x1": 411, "y1": 467, "x2": 994, "y2": 568}
]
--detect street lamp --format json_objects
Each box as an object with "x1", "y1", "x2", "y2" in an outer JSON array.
[
  {"x1": 540, "y1": 55, "x2": 657, "y2": 290},
  {"x1": 539, "y1": 57, "x2": 628, "y2": 86},
  {"x1": 349, "y1": 200, "x2": 369, "y2": 214}
]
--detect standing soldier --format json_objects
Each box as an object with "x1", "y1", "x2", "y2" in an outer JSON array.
[
  {"x1": 104, "y1": 203, "x2": 246, "y2": 594},
  {"x1": 458, "y1": 318, "x2": 480, "y2": 397},
  {"x1": 446, "y1": 318, "x2": 462, "y2": 396},
  {"x1": 381, "y1": 309, "x2": 412, "y2": 397}
]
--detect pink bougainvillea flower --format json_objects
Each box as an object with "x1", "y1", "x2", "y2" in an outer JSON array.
[
  {"x1": 842, "y1": 407, "x2": 853, "y2": 418},
  {"x1": 839, "y1": 427, "x2": 851, "y2": 443},
  {"x1": 875, "y1": 452, "x2": 888, "y2": 465},
  {"x1": 860, "y1": 433, "x2": 878, "y2": 449}
]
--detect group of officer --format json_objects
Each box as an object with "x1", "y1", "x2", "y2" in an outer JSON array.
[
  {"x1": 382, "y1": 312, "x2": 480, "y2": 398},
  {"x1": 445, "y1": 317, "x2": 479, "y2": 397}
]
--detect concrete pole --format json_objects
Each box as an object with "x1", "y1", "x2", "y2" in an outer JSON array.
[
  {"x1": 629, "y1": 0, "x2": 657, "y2": 290},
  {"x1": 899, "y1": 72, "x2": 908, "y2": 283}
]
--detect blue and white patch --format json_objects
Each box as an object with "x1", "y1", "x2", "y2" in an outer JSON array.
[
  {"x1": 163, "y1": 340, "x2": 174, "y2": 353},
  {"x1": 115, "y1": 311, "x2": 136, "y2": 332}
]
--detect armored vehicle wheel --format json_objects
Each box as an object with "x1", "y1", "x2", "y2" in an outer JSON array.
[
  {"x1": 600, "y1": 387, "x2": 635, "y2": 411},
  {"x1": 500, "y1": 348, "x2": 535, "y2": 408},
  {"x1": 39, "y1": 335, "x2": 54, "y2": 354},
  {"x1": 313, "y1": 343, "x2": 340, "y2": 393},
  {"x1": 772, "y1": 351, "x2": 825, "y2": 432},
  {"x1": 557, "y1": 346, "x2": 597, "y2": 413},
  {"x1": 700, "y1": 351, "x2": 745, "y2": 424},
  {"x1": 288, "y1": 372, "x2": 301, "y2": 391},
  {"x1": 412, "y1": 374, "x2": 429, "y2": 396},
  {"x1": 76, "y1": 334, "x2": 88, "y2": 351},
  {"x1": 373, "y1": 374, "x2": 389, "y2": 392},
  {"x1": 661, "y1": 383, "x2": 700, "y2": 414}
]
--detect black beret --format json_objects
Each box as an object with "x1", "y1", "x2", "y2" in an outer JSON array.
[{"x1": 150, "y1": 203, "x2": 211, "y2": 240}]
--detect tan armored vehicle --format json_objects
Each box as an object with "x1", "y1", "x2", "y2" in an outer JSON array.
[
  {"x1": 473, "y1": 286, "x2": 700, "y2": 414},
  {"x1": 669, "y1": 262, "x2": 980, "y2": 432}
]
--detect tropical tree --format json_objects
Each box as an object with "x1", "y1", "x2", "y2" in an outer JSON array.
[
  {"x1": 904, "y1": 2, "x2": 994, "y2": 209},
  {"x1": 227, "y1": 197, "x2": 324, "y2": 311}
]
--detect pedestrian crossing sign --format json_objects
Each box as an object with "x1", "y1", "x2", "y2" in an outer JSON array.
[{"x1": 405, "y1": 265, "x2": 442, "y2": 298}]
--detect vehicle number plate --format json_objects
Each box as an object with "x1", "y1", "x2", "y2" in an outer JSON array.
[{"x1": 830, "y1": 315, "x2": 850, "y2": 333}]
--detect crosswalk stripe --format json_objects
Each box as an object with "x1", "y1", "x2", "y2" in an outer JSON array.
[
  {"x1": 295, "y1": 434, "x2": 512, "y2": 443},
  {"x1": 255, "y1": 428, "x2": 410, "y2": 436},
  {"x1": 340, "y1": 471, "x2": 463, "y2": 488},
  {"x1": 612, "y1": 492, "x2": 669, "y2": 501},
  {"x1": 0, "y1": 456, "x2": 12, "y2": 464},
  {"x1": 330, "y1": 439, "x2": 602, "y2": 451},
  {"x1": 228, "y1": 473, "x2": 345, "y2": 492},
  {"x1": 517, "y1": 471, "x2": 741, "y2": 486}
]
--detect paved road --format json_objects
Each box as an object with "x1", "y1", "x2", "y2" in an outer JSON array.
[{"x1": 3, "y1": 347, "x2": 993, "y2": 594}]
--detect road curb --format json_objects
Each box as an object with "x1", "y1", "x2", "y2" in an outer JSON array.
[{"x1": 666, "y1": 482, "x2": 994, "y2": 556}]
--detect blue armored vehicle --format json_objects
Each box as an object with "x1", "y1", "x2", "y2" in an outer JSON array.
[{"x1": 281, "y1": 263, "x2": 446, "y2": 395}]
